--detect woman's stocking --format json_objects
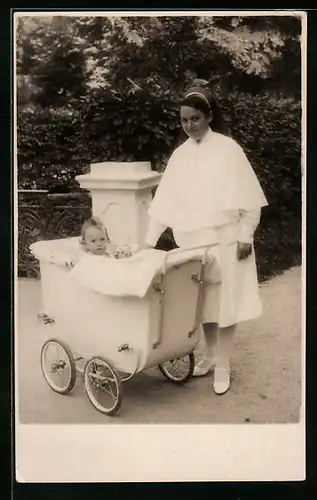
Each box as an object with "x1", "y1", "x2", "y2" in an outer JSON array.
[
  {"x1": 216, "y1": 324, "x2": 236, "y2": 370},
  {"x1": 193, "y1": 322, "x2": 218, "y2": 375}
]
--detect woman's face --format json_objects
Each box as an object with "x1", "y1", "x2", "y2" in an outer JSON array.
[{"x1": 180, "y1": 105, "x2": 211, "y2": 141}]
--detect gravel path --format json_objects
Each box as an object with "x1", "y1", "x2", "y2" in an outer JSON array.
[{"x1": 16, "y1": 266, "x2": 302, "y2": 424}]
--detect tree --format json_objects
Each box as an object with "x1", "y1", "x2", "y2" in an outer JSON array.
[
  {"x1": 16, "y1": 16, "x2": 87, "y2": 107},
  {"x1": 198, "y1": 15, "x2": 302, "y2": 94},
  {"x1": 101, "y1": 15, "x2": 302, "y2": 97},
  {"x1": 16, "y1": 13, "x2": 302, "y2": 108}
]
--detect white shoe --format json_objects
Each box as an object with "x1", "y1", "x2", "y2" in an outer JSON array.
[
  {"x1": 213, "y1": 367, "x2": 230, "y2": 395},
  {"x1": 193, "y1": 357, "x2": 217, "y2": 377}
]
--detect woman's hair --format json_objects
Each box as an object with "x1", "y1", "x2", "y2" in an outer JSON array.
[
  {"x1": 81, "y1": 216, "x2": 110, "y2": 243},
  {"x1": 180, "y1": 94, "x2": 211, "y2": 117},
  {"x1": 178, "y1": 81, "x2": 231, "y2": 141}
]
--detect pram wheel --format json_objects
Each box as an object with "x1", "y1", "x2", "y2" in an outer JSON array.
[
  {"x1": 40, "y1": 339, "x2": 76, "y2": 394},
  {"x1": 158, "y1": 353, "x2": 195, "y2": 384},
  {"x1": 84, "y1": 356, "x2": 122, "y2": 416}
]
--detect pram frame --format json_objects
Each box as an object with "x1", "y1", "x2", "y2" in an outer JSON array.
[{"x1": 37, "y1": 244, "x2": 213, "y2": 415}]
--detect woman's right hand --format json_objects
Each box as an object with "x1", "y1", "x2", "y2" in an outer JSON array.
[{"x1": 237, "y1": 241, "x2": 252, "y2": 261}]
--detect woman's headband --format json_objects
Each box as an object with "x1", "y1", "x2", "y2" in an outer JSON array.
[{"x1": 184, "y1": 91, "x2": 210, "y2": 108}]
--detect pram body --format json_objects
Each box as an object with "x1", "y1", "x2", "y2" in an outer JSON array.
[{"x1": 31, "y1": 237, "x2": 210, "y2": 415}]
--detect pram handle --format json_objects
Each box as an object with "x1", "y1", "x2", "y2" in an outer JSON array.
[{"x1": 161, "y1": 243, "x2": 219, "y2": 274}]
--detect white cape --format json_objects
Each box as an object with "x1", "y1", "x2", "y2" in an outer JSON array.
[{"x1": 149, "y1": 129, "x2": 268, "y2": 232}]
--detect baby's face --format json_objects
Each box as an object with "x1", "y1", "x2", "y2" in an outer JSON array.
[{"x1": 84, "y1": 226, "x2": 108, "y2": 255}]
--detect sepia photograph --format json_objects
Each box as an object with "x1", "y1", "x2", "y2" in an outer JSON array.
[{"x1": 14, "y1": 10, "x2": 305, "y2": 481}]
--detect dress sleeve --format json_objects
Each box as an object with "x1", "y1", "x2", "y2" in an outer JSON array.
[
  {"x1": 237, "y1": 208, "x2": 261, "y2": 244},
  {"x1": 145, "y1": 218, "x2": 167, "y2": 247}
]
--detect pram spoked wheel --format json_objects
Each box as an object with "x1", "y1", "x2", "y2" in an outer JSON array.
[
  {"x1": 84, "y1": 356, "x2": 122, "y2": 416},
  {"x1": 41, "y1": 339, "x2": 77, "y2": 394},
  {"x1": 158, "y1": 353, "x2": 195, "y2": 384}
]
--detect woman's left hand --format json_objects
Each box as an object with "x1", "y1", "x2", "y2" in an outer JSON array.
[{"x1": 237, "y1": 242, "x2": 252, "y2": 261}]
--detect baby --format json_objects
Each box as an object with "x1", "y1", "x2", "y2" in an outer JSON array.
[{"x1": 80, "y1": 217, "x2": 132, "y2": 259}]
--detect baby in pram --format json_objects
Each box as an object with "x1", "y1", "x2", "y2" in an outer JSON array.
[{"x1": 80, "y1": 216, "x2": 133, "y2": 259}]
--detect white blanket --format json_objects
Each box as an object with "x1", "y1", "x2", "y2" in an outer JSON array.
[
  {"x1": 68, "y1": 246, "x2": 219, "y2": 298},
  {"x1": 30, "y1": 237, "x2": 83, "y2": 267},
  {"x1": 69, "y1": 249, "x2": 166, "y2": 298},
  {"x1": 30, "y1": 237, "x2": 221, "y2": 298}
]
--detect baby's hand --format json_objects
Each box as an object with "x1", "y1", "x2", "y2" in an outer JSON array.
[{"x1": 114, "y1": 245, "x2": 132, "y2": 259}]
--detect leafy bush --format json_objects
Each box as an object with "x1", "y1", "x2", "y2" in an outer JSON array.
[
  {"x1": 221, "y1": 92, "x2": 302, "y2": 280},
  {"x1": 78, "y1": 90, "x2": 180, "y2": 168},
  {"x1": 17, "y1": 107, "x2": 90, "y2": 191},
  {"x1": 17, "y1": 90, "x2": 301, "y2": 280}
]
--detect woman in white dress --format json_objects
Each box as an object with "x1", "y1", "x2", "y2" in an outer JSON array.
[{"x1": 145, "y1": 83, "x2": 268, "y2": 395}]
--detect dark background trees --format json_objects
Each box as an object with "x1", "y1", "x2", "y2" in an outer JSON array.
[{"x1": 15, "y1": 14, "x2": 303, "y2": 279}]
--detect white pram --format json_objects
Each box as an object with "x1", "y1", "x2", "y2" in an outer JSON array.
[{"x1": 31, "y1": 237, "x2": 214, "y2": 416}]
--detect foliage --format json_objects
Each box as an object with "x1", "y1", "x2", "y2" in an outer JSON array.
[
  {"x1": 16, "y1": 16, "x2": 88, "y2": 107},
  {"x1": 15, "y1": 14, "x2": 302, "y2": 280},
  {"x1": 225, "y1": 92, "x2": 302, "y2": 280},
  {"x1": 17, "y1": 106, "x2": 88, "y2": 191},
  {"x1": 16, "y1": 14, "x2": 302, "y2": 107},
  {"x1": 90, "y1": 15, "x2": 301, "y2": 96},
  {"x1": 16, "y1": 91, "x2": 179, "y2": 190}
]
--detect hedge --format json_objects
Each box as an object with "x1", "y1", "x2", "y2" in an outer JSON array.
[
  {"x1": 219, "y1": 93, "x2": 302, "y2": 280},
  {"x1": 17, "y1": 91, "x2": 302, "y2": 281}
]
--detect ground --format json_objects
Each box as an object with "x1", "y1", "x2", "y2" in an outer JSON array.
[{"x1": 16, "y1": 266, "x2": 302, "y2": 424}]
